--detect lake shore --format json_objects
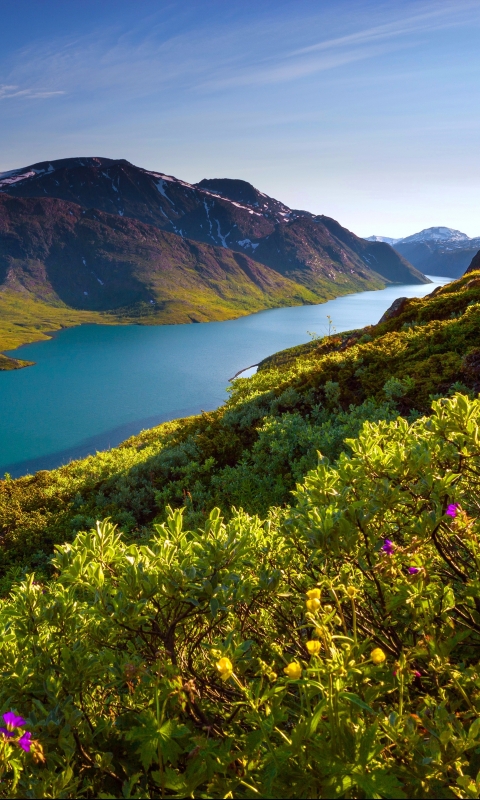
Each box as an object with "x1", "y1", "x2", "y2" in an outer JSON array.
[{"x1": 0, "y1": 275, "x2": 450, "y2": 477}]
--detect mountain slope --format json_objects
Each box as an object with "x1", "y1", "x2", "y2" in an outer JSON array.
[
  {"x1": 367, "y1": 227, "x2": 480, "y2": 278},
  {"x1": 0, "y1": 157, "x2": 428, "y2": 288},
  {"x1": 0, "y1": 194, "x2": 319, "y2": 324},
  {"x1": 465, "y1": 248, "x2": 480, "y2": 273}
]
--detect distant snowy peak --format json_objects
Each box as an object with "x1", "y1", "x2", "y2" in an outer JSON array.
[
  {"x1": 366, "y1": 235, "x2": 400, "y2": 245},
  {"x1": 400, "y1": 227, "x2": 470, "y2": 244},
  {"x1": 367, "y1": 227, "x2": 473, "y2": 246}
]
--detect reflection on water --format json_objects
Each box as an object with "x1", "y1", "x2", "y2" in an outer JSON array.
[{"x1": 0, "y1": 275, "x2": 450, "y2": 476}]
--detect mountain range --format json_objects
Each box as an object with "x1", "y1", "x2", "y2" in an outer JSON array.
[
  {"x1": 367, "y1": 227, "x2": 480, "y2": 277},
  {"x1": 0, "y1": 157, "x2": 428, "y2": 366}
]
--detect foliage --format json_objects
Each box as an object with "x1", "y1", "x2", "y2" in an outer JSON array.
[{"x1": 1, "y1": 395, "x2": 480, "y2": 796}]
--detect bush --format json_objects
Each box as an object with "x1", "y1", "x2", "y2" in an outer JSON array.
[{"x1": 1, "y1": 395, "x2": 480, "y2": 797}]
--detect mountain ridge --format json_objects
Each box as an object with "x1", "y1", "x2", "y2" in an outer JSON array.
[
  {"x1": 0, "y1": 156, "x2": 427, "y2": 289},
  {"x1": 367, "y1": 227, "x2": 480, "y2": 277}
]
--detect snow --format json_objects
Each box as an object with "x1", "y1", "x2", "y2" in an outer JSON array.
[
  {"x1": 154, "y1": 178, "x2": 175, "y2": 207},
  {"x1": 146, "y1": 170, "x2": 192, "y2": 189},
  {"x1": 238, "y1": 238, "x2": 259, "y2": 250},
  {"x1": 199, "y1": 189, "x2": 263, "y2": 216},
  {"x1": 203, "y1": 199, "x2": 213, "y2": 238},
  {"x1": 0, "y1": 170, "x2": 37, "y2": 188},
  {"x1": 215, "y1": 219, "x2": 231, "y2": 247}
]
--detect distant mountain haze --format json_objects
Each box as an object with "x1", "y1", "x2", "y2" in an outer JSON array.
[
  {"x1": 0, "y1": 157, "x2": 428, "y2": 323},
  {"x1": 367, "y1": 227, "x2": 480, "y2": 278}
]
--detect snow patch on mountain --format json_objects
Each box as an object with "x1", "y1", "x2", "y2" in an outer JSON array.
[
  {"x1": 366, "y1": 235, "x2": 399, "y2": 245},
  {"x1": 154, "y1": 178, "x2": 175, "y2": 207},
  {"x1": 238, "y1": 239, "x2": 259, "y2": 250}
]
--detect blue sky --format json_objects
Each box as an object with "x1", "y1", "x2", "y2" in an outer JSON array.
[{"x1": 1, "y1": 0, "x2": 479, "y2": 237}]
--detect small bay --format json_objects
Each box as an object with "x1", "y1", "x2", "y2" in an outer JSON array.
[{"x1": 0, "y1": 275, "x2": 450, "y2": 477}]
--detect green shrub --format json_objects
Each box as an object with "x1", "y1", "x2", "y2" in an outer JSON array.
[{"x1": 1, "y1": 395, "x2": 480, "y2": 797}]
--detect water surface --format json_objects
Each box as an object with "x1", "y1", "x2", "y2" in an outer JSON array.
[{"x1": 0, "y1": 276, "x2": 449, "y2": 476}]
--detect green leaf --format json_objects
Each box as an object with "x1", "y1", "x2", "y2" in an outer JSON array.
[{"x1": 340, "y1": 692, "x2": 377, "y2": 715}]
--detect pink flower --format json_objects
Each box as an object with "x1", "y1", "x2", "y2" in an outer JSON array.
[
  {"x1": 446, "y1": 504, "x2": 459, "y2": 518},
  {"x1": 0, "y1": 711, "x2": 27, "y2": 743},
  {"x1": 382, "y1": 539, "x2": 394, "y2": 555},
  {"x1": 408, "y1": 567, "x2": 420, "y2": 575},
  {"x1": 18, "y1": 732, "x2": 32, "y2": 753}
]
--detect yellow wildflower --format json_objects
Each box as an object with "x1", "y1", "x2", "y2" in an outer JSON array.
[
  {"x1": 283, "y1": 661, "x2": 302, "y2": 680},
  {"x1": 346, "y1": 586, "x2": 357, "y2": 598},
  {"x1": 371, "y1": 648, "x2": 386, "y2": 665},
  {"x1": 216, "y1": 656, "x2": 233, "y2": 680},
  {"x1": 306, "y1": 598, "x2": 321, "y2": 612},
  {"x1": 306, "y1": 588, "x2": 321, "y2": 600},
  {"x1": 306, "y1": 640, "x2": 321, "y2": 656},
  {"x1": 268, "y1": 672, "x2": 277, "y2": 682}
]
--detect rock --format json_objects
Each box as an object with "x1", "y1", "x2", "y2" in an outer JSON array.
[{"x1": 377, "y1": 297, "x2": 408, "y2": 324}]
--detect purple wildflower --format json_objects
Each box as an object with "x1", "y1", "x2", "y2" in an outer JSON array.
[
  {"x1": 18, "y1": 732, "x2": 32, "y2": 753},
  {"x1": 446, "y1": 503, "x2": 459, "y2": 518},
  {"x1": 3, "y1": 712, "x2": 25, "y2": 731},
  {"x1": 408, "y1": 567, "x2": 420, "y2": 575},
  {"x1": 0, "y1": 727, "x2": 14, "y2": 738},
  {"x1": 382, "y1": 539, "x2": 395, "y2": 555},
  {"x1": 414, "y1": 670, "x2": 422, "y2": 678}
]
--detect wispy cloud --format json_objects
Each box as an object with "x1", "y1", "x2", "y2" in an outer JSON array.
[
  {"x1": 0, "y1": 0, "x2": 479, "y2": 102},
  {"x1": 0, "y1": 83, "x2": 65, "y2": 100},
  {"x1": 202, "y1": 0, "x2": 480, "y2": 89}
]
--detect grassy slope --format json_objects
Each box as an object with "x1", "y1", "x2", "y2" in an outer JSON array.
[{"x1": 1, "y1": 271, "x2": 479, "y2": 588}]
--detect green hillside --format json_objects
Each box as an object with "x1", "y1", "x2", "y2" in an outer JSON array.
[{"x1": 1, "y1": 272, "x2": 480, "y2": 797}]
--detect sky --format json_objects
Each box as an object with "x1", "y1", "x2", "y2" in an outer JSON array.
[{"x1": 0, "y1": 0, "x2": 479, "y2": 238}]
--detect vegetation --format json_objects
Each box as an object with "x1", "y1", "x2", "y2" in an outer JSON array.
[{"x1": 1, "y1": 273, "x2": 480, "y2": 796}]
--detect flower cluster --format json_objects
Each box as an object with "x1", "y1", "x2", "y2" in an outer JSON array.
[
  {"x1": 0, "y1": 711, "x2": 31, "y2": 752},
  {"x1": 305, "y1": 587, "x2": 321, "y2": 612}
]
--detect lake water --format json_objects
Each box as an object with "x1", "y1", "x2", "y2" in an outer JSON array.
[{"x1": 0, "y1": 276, "x2": 449, "y2": 477}]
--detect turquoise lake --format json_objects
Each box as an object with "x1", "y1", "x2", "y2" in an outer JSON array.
[{"x1": 0, "y1": 276, "x2": 450, "y2": 477}]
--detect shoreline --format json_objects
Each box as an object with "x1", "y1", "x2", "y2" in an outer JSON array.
[
  {"x1": 228, "y1": 363, "x2": 259, "y2": 381},
  {"x1": 0, "y1": 274, "x2": 447, "y2": 372}
]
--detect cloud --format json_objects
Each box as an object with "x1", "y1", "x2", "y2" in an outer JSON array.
[
  {"x1": 202, "y1": 0, "x2": 480, "y2": 90},
  {"x1": 0, "y1": 0, "x2": 479, "y2": 103},
  {"x1": 0, "y1": 83, "x2": 65, "y2": 100}
]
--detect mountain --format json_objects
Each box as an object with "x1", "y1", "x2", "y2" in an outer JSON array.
[
  {"x1": 0, "y1": 194, "x2": 319, "y2": 323},
  {"x1": 0, "y1": 157, "x2": 427, "y2": 292},
  {"x1": 367, "y1": 227, "x2": 480, "y2": 278}
]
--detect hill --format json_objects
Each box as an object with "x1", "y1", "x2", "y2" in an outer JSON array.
[{"x1": 0, "y1": 268, "x2": 479, "y2": 796}]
